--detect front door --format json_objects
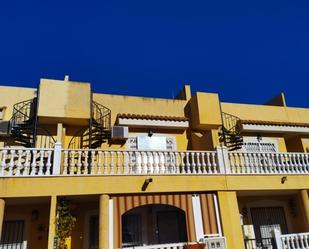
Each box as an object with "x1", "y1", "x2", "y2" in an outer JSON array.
[{"x1": 250, "y1": 207, "x2": 288, "y2": 248}]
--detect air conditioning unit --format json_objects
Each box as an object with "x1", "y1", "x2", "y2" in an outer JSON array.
[{"x1": 111, "y1": 126, "x2": 129, "y2": 140}]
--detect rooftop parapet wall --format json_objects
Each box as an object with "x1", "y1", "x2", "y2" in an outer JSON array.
[
  {"x1": 221, "y1": 102, "x2": 309, "y2": 125},
  {"x1": 93, "y1": 93, "x2": 187, "y2": 125},
  {"x1": 190, "y1": 92, "x2": 222, "y2": 130},
  {"x1": 37, "y1": 79, "x2": 91, "y2": 124}
]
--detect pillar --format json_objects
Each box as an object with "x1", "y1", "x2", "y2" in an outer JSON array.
[
  {"x1": 217, "y1": 191, "x2": 245, "y2": 249},
  {"x1": 47, "y1": 196, "x2": 57, "y2": 249},
  {"x1": 299, "y1": 189, "x2": 309, "y2": 230},
  {"x1": 99, "y1": 194, "x2": 109, "y2": 249},
  {"x1": 0, "y1": 199, "x2": 5, "y2": 240}
]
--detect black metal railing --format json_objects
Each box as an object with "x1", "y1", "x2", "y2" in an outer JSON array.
[
  {"x1": 68, "y1": 101, "x2": 111, "y2": 149},
  {"x1": 219, "y1": 112, "x2": 244, "y2": 151},
  {"x1": 244, "y1": 238, "x2": 277, "y2": 249}
]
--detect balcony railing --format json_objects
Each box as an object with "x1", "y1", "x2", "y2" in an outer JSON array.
[
  {"x1": 273, "y1": 229, "x2": 309, "y2": 249},
  {"x1": 0, "y1": 143, "x2": 309, "y2": 177},
  {"x1": 123, "y1": 236, "x2": 226, "y2": 249}
]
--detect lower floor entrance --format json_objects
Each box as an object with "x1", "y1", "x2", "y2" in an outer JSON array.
[{"x1": 122, "y1": 204, "x2": 188, "y2": 247}]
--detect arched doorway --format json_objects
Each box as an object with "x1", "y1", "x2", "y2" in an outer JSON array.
[{"x1": 122, "y1": 204, "x2": 188, "y2": 247}]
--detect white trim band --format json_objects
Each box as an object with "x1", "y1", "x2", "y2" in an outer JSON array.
[
  {"x1": 118, "y1": 118, "x2": 189, "y2": 129},
  {"x1": 242, "y1": 123, "x2": 309, "y2": 134}
]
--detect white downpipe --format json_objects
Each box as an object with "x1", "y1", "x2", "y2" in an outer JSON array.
[
  {"x1": 213, "y1": 194, "x2": 223, "y2": 236},
  {"x1": 109, "y1": 198, "x2": 114, "y2": 249},
  {"x1": 192, "y1": 194, "x2": 204, "y2": 241}
]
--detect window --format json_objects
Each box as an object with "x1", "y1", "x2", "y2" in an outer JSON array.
[
  {"x1": 242, "y1": 137, "x2": 279, "y2": 153},
  {"x1": 1, "y1": 220, "x2": 25, "y2": 246}
]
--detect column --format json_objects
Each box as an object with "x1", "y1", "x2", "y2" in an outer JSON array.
[
  {"x1": 299, "y1": 189, "x2": 309, "y2": 230},
  {"x1": 0, "y1": 199, "x2": 5, "y2": 241},
  {"x1": 217, "y1": 191, "x2": 245, "y2": 249},
  {"x1": 99, "y1": 194, "x2": 109, "y2": 249},
  {"x1": 47, "y1": 196, "x2": 57, "y2": 249}
]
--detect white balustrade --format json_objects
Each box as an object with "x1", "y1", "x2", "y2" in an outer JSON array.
[
  {"x1": 0, "y1": 241, "x2": 27, "y2": 249},
  {"x1": 1, "y1": 145, "x2": 309, "y2": 177},
  {"x1": 61, "y1": 149, "x2": 219, "y2": 175},
  {"x1": 123, "y1": 237, "x2": 226, "y2": 249},
  {"x1": 0, "y1": 148, "x2": 53, "y2": 176},
  {"x1": 228, "y1": 152, "x2": 309, "y2": 174},
  {"x1": 273, "y1": 229, "x2": 309, "y2": 249},
  {"x1": 124, "y1": 242, "x2": 186, "y2": 249},
  {"x1": 280, "y1": 233, "x2": 309, "y2": 249}
]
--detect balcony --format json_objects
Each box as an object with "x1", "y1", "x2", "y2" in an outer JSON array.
[{"x1": 0, "y1": 143, "x2": 309, "y2": 177}]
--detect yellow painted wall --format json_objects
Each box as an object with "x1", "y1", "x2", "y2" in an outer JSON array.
[
  {"x1": 4, "y1": 203, "x2": 49, "y2": 249},
  {"x1": 190, "y1": 92, "x2": 222, "y2": 130},
  {"x1": 38, "y1": 79, "x2": 91, "y2": 123},
  {"x1": 93, "y1": 93, "x2": 187, "y2": 126},
  {"x1": 218, "y1": 191, "x2": 245, "y2": 249},
  {"x1": 0, "y1": 86, "x2": 36, "y2": 121},
  {"x1": 221, "y1": 102, "x2": 309, "y2": 124}
]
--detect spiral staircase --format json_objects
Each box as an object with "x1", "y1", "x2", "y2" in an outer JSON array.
[
  {"x1": 8, "y1": 98, "x2": 56, "y2": 148},
  {"x1": 68, "y1": 101, "x2": 111, "y2": 149},
  {"x1": 219, "y1": 112, "x2": 244, "y2": 151}
]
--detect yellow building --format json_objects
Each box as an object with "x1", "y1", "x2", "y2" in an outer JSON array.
[{"x1": 0, "y1": 77, "x2": 308, "y2": 249}]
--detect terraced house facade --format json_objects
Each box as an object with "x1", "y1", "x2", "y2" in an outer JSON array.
[{"x1": 0, "y1": 77, "x2": 309, "y2": 249}]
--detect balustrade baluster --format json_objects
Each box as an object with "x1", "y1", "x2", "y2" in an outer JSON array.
[
  {"x1": 229, "y1": 153, "x2": 235, "y2": 173},
  {"x1": 103, "y1": 151, "x2": 108, "y2": 175},
  {"x1": 38, "y1": 150, "x2": 44, "y2": 176},
  {"x1": 190, "y1": 152, "x2": 196, "y2": 174},
  {"x1": 174, "y1": 152, "x2": 180, "y2": 174},
  {"x1": 97, "y1": 151, "x2": 102, "y2": 175},
  {"x1": 196, "y1": 152, "x2": 201, "y2": 173},
  {"x1": 304, "y1": 234, "x2": 309, "y2": 249},
  {"x1": 76, "y1": 151, "x2": 82, "y2": 175},
  {"x1": 163, "y1": 152, "x2": 169, "y2": 174},
  {"x1": 299, "y1": 235, "x2": 305, "y2": 249},
  {"x1": 148, "y1": 152, "x2": 154, "y2": 174},
  {"x1": 294, "y1": 154, "x2": 300, "y2": 174},
  {"x1": 200, "y1": 152, "x2": 206, "y2": 173},
  {"x1": 69, "y1": 151, "x2": 75, "y2": 175},
  {"x1": 295, "y1": 235, "x2": 300, "y2": 249},
  {"x1": 84, "y1": 151, "x2": 89, "y2": 175},
  {"x1": 289, "y1": 154, "x2": 296, "y2": 174},
  {"x1": 16, "y1": 150, "x2": 23, "y2": 176},
  {"x1": 251, "y1": 153, "x2": 257, "y2": 173},
  {"x1": 123, "y1": 151, "x2": 129, "y2": 174},
  {"x1": 298, "y1": 154, "x2": 304, "y2": 173},
  {"x1": 24, "y1": 150, "x2": 30, "y2": 176},
  {"x1": 275, "y1": 153, "x2": 281, "y2": 173},
  {"x1": 244, "y1": 153, "x2": 250, "y2": 173},
  {"x1": 31, "y1": 150, "x2": 37, "y2": 176},
  {"x1": 180, "y1": 152, "x2": 185, "y2": 174},
  {"x1": 304, "y1": 154, "x2": 309, "y2": 173},
  {"x1": 140, "y1": 152, "x2": 146, "y2": 174},
  {"x1": 46, "y1": 150, "x2": 52, "y2": 175},
  {"x1": 211, "y1": 152, "x2": 217, "y2": 173},
  {"x1": 0, "y1": 150, "x2": 7, "y2": 176},
  {"x1": 238, "y1": 153, "x2": 245, "y2": 173},
  {"x1": 116, "y1": 151, "x2": 121, "y2": 174},
  {"x1": 63, "y1": 151, "x2": 68, "y2": 175},
  {"x1": 90, "y1": 151, "x2": 96, "y2": 175},
  {"x1": 185, "y1": 152, "x2": 190, "y2": 173},
  {"x1": 206, "y1": 152, "x2": 211, "y2": 173},
  {"x1": 9, "y1": 150, "x2": 15, "y2": 176},
  {"x1": 159, "y1": 152, "x2": 164, "y2": 174},
  {"x1": 110, "y1": 151, "x2": 114, "y2": 174}
]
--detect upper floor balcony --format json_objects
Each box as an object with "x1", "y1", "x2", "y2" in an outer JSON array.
[{"x1": 1, "y1": 144, "x2": 309, "y2": 177}]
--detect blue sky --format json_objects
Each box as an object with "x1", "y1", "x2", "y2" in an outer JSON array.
[{"x1": 1, "y1": 1, "x2": 309, "y2": 106}]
